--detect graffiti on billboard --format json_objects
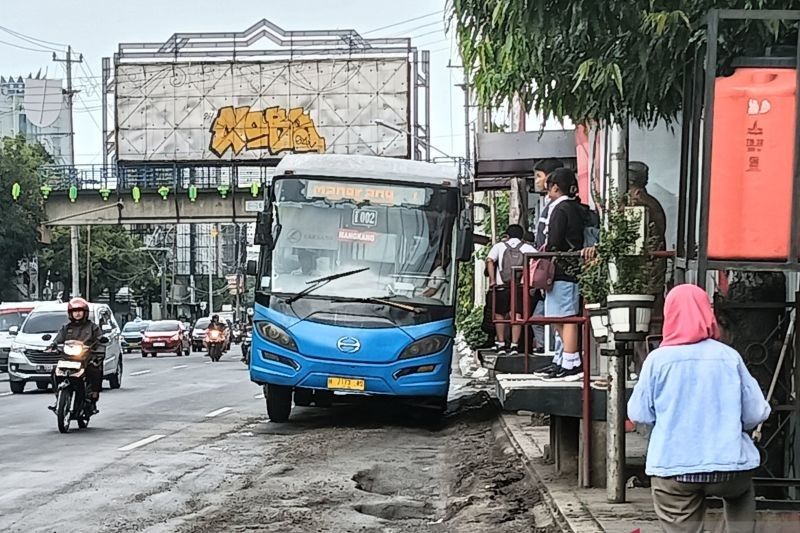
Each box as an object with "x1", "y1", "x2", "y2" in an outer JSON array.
[{"x1": 209, "y1": 105, "x2": 326, "y2": 157}]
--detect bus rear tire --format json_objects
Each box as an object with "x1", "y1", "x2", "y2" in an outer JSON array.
[{"x1": 266, "y1": 384, "x2": 292, "y2": 422}]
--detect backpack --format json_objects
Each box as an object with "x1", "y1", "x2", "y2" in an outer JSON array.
[
  {"x1": 529, "y1": 257, "x2": 556, "y2": 291},
  {"x1": 500, "y1": 242, "x2": 526, "y2": 285},
  {"x1": 579, "y1": 203, "x2": 600, "y2": 248}
]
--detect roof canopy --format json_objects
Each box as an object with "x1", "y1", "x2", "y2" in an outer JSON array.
[{"x1": 474, "y1": 130, "x2": 576, "y2": 191}]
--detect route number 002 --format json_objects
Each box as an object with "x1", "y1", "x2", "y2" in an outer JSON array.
[{"x1": 352, "y1": 208, "x2": 378, "y2": 228}]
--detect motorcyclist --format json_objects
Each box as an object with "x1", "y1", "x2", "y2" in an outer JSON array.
[
  {"x1": 48, "y1": 298, "x2": 103, "y2": 413},
  {"x1": 208, "y1": 314, "x2": 226, "y2": 333}
]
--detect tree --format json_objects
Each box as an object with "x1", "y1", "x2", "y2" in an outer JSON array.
[
  {"x1": 450, "y1": 0, "x2": 800, "y2": 127},
  {"x1": 38, "y1": 226, "x2": 159, "y2": 305},
  {"x1": 0, "y1": 136, "x2": 50, "y2": 300}
]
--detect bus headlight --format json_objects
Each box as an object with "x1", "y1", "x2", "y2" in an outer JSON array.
[
  {"x1": 399, "y1": 335, "x2": 450, "y2": 359},
  {"x1": 255, "y1": 321, "x2": 297, "y2": 351}
]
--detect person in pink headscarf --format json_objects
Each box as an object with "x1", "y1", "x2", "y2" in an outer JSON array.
[{"x1": 628, "y1": 284, "x2": 770, "y2": 533}]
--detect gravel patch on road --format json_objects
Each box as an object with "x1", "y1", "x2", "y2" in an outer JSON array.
[{"x1": 137, "y1": 392, "x2": 558, "y2": 533}]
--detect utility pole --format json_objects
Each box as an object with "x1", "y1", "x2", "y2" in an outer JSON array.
[
  {"x1": 509, "y1": 97, "x2": 529, "y2": 227},
  {"x1": 160, "y1": 254, "x2": 167, "y2": 320},
  {"x1": 234, "y1": 223, "x2": 241, "y2": 323},
  {"x1": 85, "y1": 226, "x2": 91, "y2": 298},
  {"x1": 53, "y1": 46, "x2": 83, "y2": 299},
  {"x1": 607, "y1": 122, "x2": 629, "y2": 504}
]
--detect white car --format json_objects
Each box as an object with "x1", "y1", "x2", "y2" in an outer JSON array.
[
  {"x1": 6, "y1": 302, "x2": 124, "y2": 394},
  {"x1": 0, "y1": 303, "x2": 37, "y2": 373}
]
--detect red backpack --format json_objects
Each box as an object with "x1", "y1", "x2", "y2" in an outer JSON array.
[{"x1": 528, "y1": 258, "x2": 556, "y2": 291}]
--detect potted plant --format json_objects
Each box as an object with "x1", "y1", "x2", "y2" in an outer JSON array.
[
  {"x1": 579, "y1": 256, "x2": 610, "y2": 341},
  {"x1": 579, "y1": 191, "x2": 656, "y2": 342},
  {"x1": 602, "y1": 195, "x2": 656, "y2": 341}
]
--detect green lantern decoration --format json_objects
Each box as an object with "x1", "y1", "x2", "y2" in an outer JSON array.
[
  {"x1": 68, "y1": 185, "x2": 78, "y2": 203},
  {"x1": 99, "y1": 188, "x2": 112, "y2": 201},
  {"x1": 158, "y1": 186, "x2": 170, "y2": 200},
  {"x1": 217, "y1": 185, "x2": 230, "y2": 199},
  {"x1": 132, "y1": 186, "x2": 142, "y2": 204},
  {"x1": 188, "y1": 184, "x2": 198, "y2": 202},
  {"x1": 250, "y1": 182, "x2": 260, "y2": 198},
  {"x1": 40, "y1": 184, "x2": 52, "y2": 200},
  {"x1": 11, "y1": 182, "x2": 21, "y2": 201}
]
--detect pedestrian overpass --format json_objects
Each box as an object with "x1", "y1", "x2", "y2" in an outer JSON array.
[{"x1": 40, "y1": 164, "x2": 268, "y2": 226}]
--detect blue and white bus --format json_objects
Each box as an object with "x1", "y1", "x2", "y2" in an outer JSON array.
[{"x1": 248, "y1": 154, "x2": 472, "y2": 421}]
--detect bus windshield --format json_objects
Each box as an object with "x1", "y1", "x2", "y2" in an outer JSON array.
[{"x1": 264, "y1": 177, "x2": 458, "y2": 306}]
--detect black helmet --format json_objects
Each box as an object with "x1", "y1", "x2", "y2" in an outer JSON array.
[{"x1": 211, "y1": 314, "x2": 219, "y2": 322}]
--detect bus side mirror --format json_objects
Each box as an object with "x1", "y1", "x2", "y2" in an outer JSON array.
[
  {"x1": 8, "y1": 326, "x2": 18, "y2": 336},
  {"x1": 457, "y1": 228, "x2": 473, "y2": 262},
  {"x1": 254, "y1": 212, "x2": 272, "y2": 247},
  {"x1": 246, "y1": 260, "x2": 258, "y2": 277}
]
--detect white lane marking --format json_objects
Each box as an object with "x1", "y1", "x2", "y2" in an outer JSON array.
[
  {"x1": 172, "y1": 365, "x2": 188, "y2": 369},
  {"x1": 0, "y1": 392, "x2": 13, "y2": 397},
  {"x1": 254, "y1": 393, "x2": 264, "y2": 399},
  {"x1": 130, "y1": 370, "x2": 151, "y2": 376},
  {"x1": 205, "y1": 407, "x2": 233, "y2": 418},
  {"x1": 204, "y1": 361, "x2": 212, "y2": 364},
  {"x1": 118, "y1": 434, "x2": 165, "y2": 452}
]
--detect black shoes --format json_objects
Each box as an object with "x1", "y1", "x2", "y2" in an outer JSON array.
[
  {"x1": 533, "y1": 363, "x2": 560, "y2": 379},
  {"x1": 545, "y1": 365, "x2": 584, "y2": 382}
]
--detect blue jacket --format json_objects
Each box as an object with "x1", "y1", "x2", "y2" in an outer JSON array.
[{"x1": 628, "y1": 339, "x2": 771, "y2": 477}]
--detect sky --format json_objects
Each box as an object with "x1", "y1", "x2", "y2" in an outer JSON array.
[{"x1": 0, "y1": 0, "x2": 465, "y2": 165}]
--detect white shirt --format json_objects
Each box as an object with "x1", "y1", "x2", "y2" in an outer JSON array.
[
  {"x1": 487, "y1": 238, "x2": 537, "y2": 286},
  {"x1": 424, "y1": 265, "x2": 448, "y2": 300}
]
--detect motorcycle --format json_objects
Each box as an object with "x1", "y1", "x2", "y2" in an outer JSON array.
[
  {"x1": 205, "y1": 328, "x2": 224, "y2": 362},
  {"x1": 50, "y1": 339, "x2": 106, "y2": 433},
  {"x1": 231, "y1": 325, "x2": 244, "y2": 344},
  {"x1": 241, "y1": 331, "x2": 252, "y2": 366}
]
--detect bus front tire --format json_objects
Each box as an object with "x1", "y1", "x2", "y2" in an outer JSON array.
[
  {"x1": 266, "y1": 384, "x2": 292, "y2": 422},
  {"x1": 294, "y1": 387, "x2": 313, "y2": 407}
]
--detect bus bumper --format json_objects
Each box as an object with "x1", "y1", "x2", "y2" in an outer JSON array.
[{"x1": 249, "y1": 347, "x2": 451, "y2": 398}]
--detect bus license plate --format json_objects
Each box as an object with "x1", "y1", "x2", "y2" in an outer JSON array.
[{"x1": 327, "y1": 377, "x2": 365, "y2": 391}]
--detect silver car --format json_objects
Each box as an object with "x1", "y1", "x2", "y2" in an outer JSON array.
[{"x1": 6, "y1": 302, "x2": 124, "y2": 394}]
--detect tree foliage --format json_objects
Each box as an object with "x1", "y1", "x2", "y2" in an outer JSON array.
[
  {"x1": 0, "y1": 136, "x2": 49, "y2": 299},
  {"x1": 450, "y1": 0, "x2": 800, "y2": 126},
  {"x1": 39, "y1": 226, "x2": 157, "y2": 303}
]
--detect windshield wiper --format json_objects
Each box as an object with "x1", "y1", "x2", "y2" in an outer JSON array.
[
  {"x1": 322, "y1": 294, "x2": 423, "y2": 314},
  {"x1": 285, "y1": 267, "x2": 370, "y2": 304},
  {"x1": 357, "y1": 297, "x2": 423, "y2": 314}
]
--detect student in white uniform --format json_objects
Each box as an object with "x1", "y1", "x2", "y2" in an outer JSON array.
[{"x1": 486, "y1": 224, "x2": 537, "y2": 356}]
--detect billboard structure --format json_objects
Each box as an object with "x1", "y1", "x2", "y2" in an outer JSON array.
[{"x1": 103, "y1": 19, "x2": 430, "y2": 165}]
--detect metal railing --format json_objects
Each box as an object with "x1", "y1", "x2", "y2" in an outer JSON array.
[{"x1": 38, "y1": 164, "x2": 274, "y2": 192}]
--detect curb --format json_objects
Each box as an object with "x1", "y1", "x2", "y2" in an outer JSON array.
[{"x1": 498, "y1": 413, "x2": 604, "y2": 533}]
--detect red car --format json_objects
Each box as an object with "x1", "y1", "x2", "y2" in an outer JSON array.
[{"x1": 141, "y1": 320, "x2": 191, "y2": 357}]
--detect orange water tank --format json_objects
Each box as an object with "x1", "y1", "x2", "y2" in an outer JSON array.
[{"x1": 708, "y1": 67, "x2": 797, "y2": 261}]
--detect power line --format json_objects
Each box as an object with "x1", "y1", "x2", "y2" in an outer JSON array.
[
  {"x1": 410, "y1": 29, "x2": 443, "y2": 41},
  {"x1": 363, "y1": 10, "x2": 443, "y2": 35},
  {"x1": 0, "y1": 25, "x2": 63, "y2": 52},
  {"x1": 0, "y1": 38, "x2": 53, "y2": 54},
  {"x1": 0, "y1": 25, "x2": 67, "y2": 48},
  {"x1": 388, "y1": 20, "x2": 442, "y2": 37}
]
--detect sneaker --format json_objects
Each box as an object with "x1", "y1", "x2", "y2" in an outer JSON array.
[
  {"x1": 546, "y1": 366, "x2": 584, "y2": 382},
  {"x1": 508, "y1": 346, "x2": 519, "y2": 356},
  {"x1": 533, "y1": 347, "x2": 545, "y2": 355},
  {"x1": 533, "y1": 364, "x2": 559, "y2": 378},
  {"x1": 494, "y1": 345, "x2": 508, "y2": 356}
]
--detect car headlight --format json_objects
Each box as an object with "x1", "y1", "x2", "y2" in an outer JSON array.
[
  {"x1": 10, "y1": 342, "x2": 26, "y2": 353},
  {"x1": 255, "y1": 321, "x2": 297, "y2": 351},
  {"x1": 399, "y1": 335, "x2": 450, "y2": 359}
]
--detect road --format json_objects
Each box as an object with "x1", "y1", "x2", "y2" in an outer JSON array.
[{"x1": 0, "y1": 346, "x2": 555, "y2": 533}]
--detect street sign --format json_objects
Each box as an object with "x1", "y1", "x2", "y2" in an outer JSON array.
[
  {"x1": 200, "y1": 301, "x2": 207, "y2": 311},
  {"x1": 245, "y1": 200, "x2": 264, "y2": 212}
]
